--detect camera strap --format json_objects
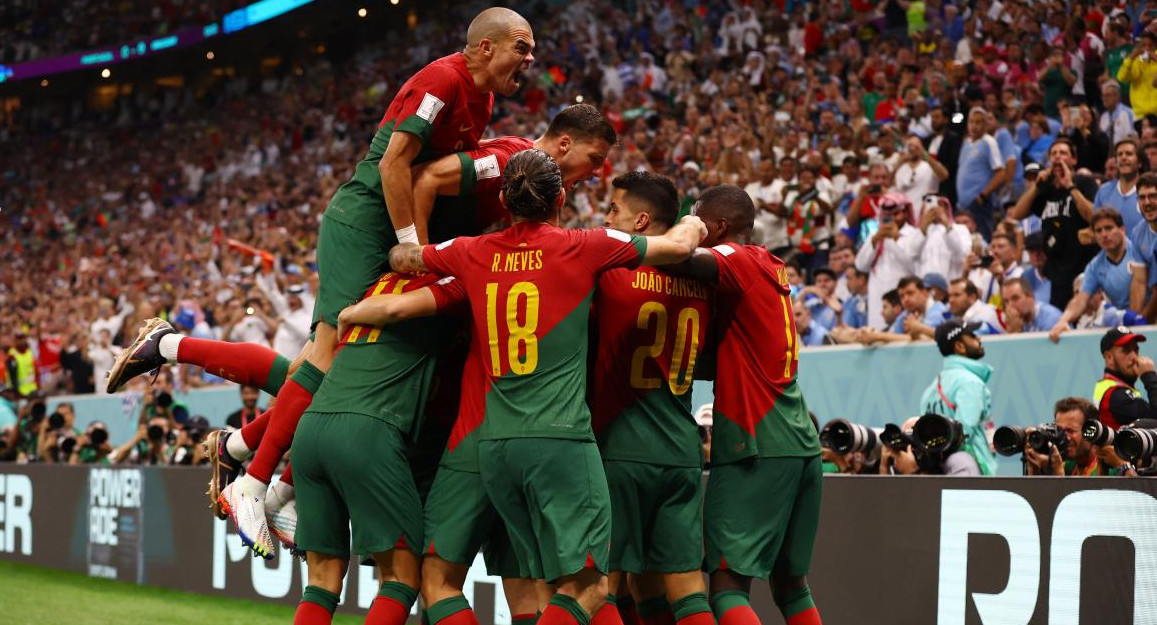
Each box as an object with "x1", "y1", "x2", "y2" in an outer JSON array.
[{"x1": 937, "y1": 375, "x2": 957, "y2": 411}]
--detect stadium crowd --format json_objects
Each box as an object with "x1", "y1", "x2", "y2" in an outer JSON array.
[{"x1": 5, "y1": 0, "x2": 1157, "y2": 455}]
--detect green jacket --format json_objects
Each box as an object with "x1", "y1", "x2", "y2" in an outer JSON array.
[{"x1": 920, "y1": 355, "x2": 997, "y2": 475}]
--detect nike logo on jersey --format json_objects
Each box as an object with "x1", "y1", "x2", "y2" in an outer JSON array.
[{"x1": 459, "y1": 124, "x2": 473, "y2": 132}]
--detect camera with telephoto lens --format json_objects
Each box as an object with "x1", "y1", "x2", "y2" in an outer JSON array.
[
  {"x1": 89, "y1": 427, "x2": 109, "y2": 447},
  {"x1": 994, "y1": 424, "x2": 1066, "y2": 456},
  {"x1": 1114, "y1": 426, "x2": 1157, "y2": 463},
  {"x1": 879, "y1": 423, "x2": 915, "y2": 451},
  {"x1": 154, "y1": 391, "x2": 174, "y2": 409},
  {"x1": 147, "y1": 424, "x2": 166, "y2": 442},
  {"x1": 912, "y1": 414, "x2": 965, "y2": 456},
  {"x1": 1029, "y1": 424, "x2": 1069, "y2": 455},
  {"x1": 821, "y1": 419, "x2": 879, "y2": 454},
  {"x1": 48, "y1": 411, "x2": 65, "y2": 430},
  {"x1": 1083, "y1": 419, "x2": 1115, "y2": 446}
]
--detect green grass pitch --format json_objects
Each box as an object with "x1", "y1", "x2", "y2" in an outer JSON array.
[{"x1": 0, "y1": 560, "x2": 364, "y2": 625}]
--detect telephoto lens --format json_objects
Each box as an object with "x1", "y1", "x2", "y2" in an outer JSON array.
[
  {"x1": 879, "y1": 423, "x2": 912, "y2": 451},
  {"x1": 822, "y1": 419, "x2": 879, "y2": 455},
  {"x1": 993, "y1": 425, "x2": 1028, "y2": 456},
  {"x1": 1082, "y1": 419, "x2": 1115, "y2": 446},
  {"x1": 1115, "y1": 427, "x2": 1157, "y2": 462},
  {"x1": 913, "y1": 413, "x2": 964, "y2": 455}
]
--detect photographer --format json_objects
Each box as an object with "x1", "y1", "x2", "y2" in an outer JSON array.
[
  {"x1": 1024, "y1": 397, "x2": 1137, "y2": 476},
  {"x1": 1093, "y1": 327, "x2": 1157, "y2": 428},
  {"x1": 112, "y1": 417, "x2": 171, "y2": 465},
  {"x1": 879, "y1": 415, "x2": 982, "y2": 476},
  {"x1": 69, "y1": 421, "x2": 113, "y2": 464},
  {"x1": 36, "y1": 408, "x2": 78, "y2": 463},
  {"x1": 919, "y1": 319, "x2": 998, "y2": 474},
  {"x1": 142, "y1": 370, "x2": 189, "y2": 426},
  {"x1": 168, "y1": 416, "x2": 211, "y2": 466}
]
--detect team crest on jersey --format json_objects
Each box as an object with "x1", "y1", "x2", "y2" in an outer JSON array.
[
  {"x1": 474, "y1": 154, "x2": 500, "y2": 180},
  {"x1": 435, "y1": 238, "x2": 456, "y2": 250},
  {"x1": 417, "y1": 93, "x2": 445, "y2": 123}
]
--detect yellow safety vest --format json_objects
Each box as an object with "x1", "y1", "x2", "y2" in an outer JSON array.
[
  {"x1": 1093, "y1": 375, "x2": 1130, "y2": 428},
  {"x1": 7, "y1": 348, "x2": 37, "y2": 397}
]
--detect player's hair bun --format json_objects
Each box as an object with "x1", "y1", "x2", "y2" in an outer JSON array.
[{"x1": 502, "y1": 149, "x2": 563, "y2": 221}]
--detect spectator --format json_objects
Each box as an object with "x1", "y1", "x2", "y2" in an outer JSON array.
[
  {"x1": 6, "y1": 331, "x2": 38, "y2": 397},
  {"x1": 1094, "y1": 138, "x2": 1142, "y2": 231},
  {"x1": 1131, "y1": 173, "x2": 1157, "y2": 318},
  {"x1": 89, "y1": 298, "x2": 136, "y2": 348},
  {"x1": 854, "y1": 194, "x2": 926, "y2": 329},
  {"x1": 1022, "y1": 119, "x2": 1056, "y2": 166},
  {"x1": 926, "y1": 107, "x2": 963, "y2": 206},
  {"x1": 1009, "y1": 137, "x2": 1099, "y2": 309},
  {"x1": 1049, "y1": 209, "x2": 1147, "y2": 342},
  {"x1": 893, "y1": 135, "x2": 948, "y2": 211},
  {"x1": 988, "y1": 232, "x2": 1025, "y2": 283},
  {"x1": 828, "y1": 243, "x2": 857, "y2": 301},
  {"x1": 1070, "y1": 273, "x2": 1147, "y2": 330},
  {"x1": 1098, "y1": 81, "x2": 1136, "y2": 148},
  {"x1": 916, "y1": 195, "x2": 970, "y2": 280},
  {"x1": 1024, "y1": 397, "x2": 1137, "y2": 476},
  {"x1": 226, "y1": 385, "x2": 265, "y2": 430},
  {"x1": 256, "y1": 272, "x2": 313, "y2": 359},
  {"x1": 946, "y1": 278, "x2": 1003, "y2": 334},
  {"x1": 920, "y1": 319, "x2": 998, "y2": 475},
  {"x1": 747, "y1": 160, "x2": 787, "y2": 252},
  {"x1": 845, "y1": 162, "x2": 894, "y2": 238},
  {"x1": 841, "y1": 266, "x2": 870, "y2": 329},
  {"x1": 889, "y1": 275, "x2": 948, "y2": 340},
  {"x1": 1117, "y1": 31, "x2": 1157, "y2": 120},
  {"x1": 922, "y1": 272, "x2": 950, "y2": 305},
  {"x1": 793, "y1": 299, "x2": 831, "y2": 347},
  {"x1": 1000, "y1": 277, "x2": 1065, "y2": 334},
  {"x1": 956, "y1": 107, "x2": 1007, "y2": 238},
  {"x1": 87, "y1": 329, "x2": 121, "y2": 396},
  {"x1": 1066, "y1": 104, "x2": 1111, "y2": 175},
  {"x1": 1093, "y1": 328, "x2": 1157, "y2": 429},
  {"x1": 1021, "y1": 232, "x2": 1053, "y2": 305}
]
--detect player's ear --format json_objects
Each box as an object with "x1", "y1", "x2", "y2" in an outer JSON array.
[
  {"x1": 636, "y1": 211, "x2": 650, "y2": 232},
  {"x1": 555, "y1": 188, "x2": 567, "y2": 210},
  {"x1": 557, "y1": 135, "x2": 572, "y2": 154}
]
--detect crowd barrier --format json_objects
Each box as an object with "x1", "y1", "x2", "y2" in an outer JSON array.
[
  {"x1": 44, "y1": 328, "x2": 1157, "y2": 476},
  {"x1": 0, "y1": 465, "x2": 1153, "y2": 624}
]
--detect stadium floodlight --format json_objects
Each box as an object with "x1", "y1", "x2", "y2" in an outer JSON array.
[
  {"x1": 358, "y1": 7, "x2": 367, "y2": 17},
  {"x1": 101, "y1": 68, "x2": 111, "y2": 78},
  {"x1": 207, "y1": 51, "x2": 215, "y2": 60}
]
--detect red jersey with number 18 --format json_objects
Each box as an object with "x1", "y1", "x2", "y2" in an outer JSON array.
[
  {"x1": 590, "y1": 267, "x2": 712, "y2": 468},
  {"x1": 423, "y1": 221, "x2": 647, "y2": 441},
  {"x1": 707, "y1": 243, "x2": 821, "y2": 464}
]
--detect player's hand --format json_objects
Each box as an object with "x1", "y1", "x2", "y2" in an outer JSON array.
[
  {"x1": 337, "y1": 306, "x2": 356, "y2": 341},
  {"x1": 679, "y1": 215, "x2": 709, "y2": 243}
]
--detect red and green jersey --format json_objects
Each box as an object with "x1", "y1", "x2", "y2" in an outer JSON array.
[
  {"x1": 325, "y1": 53, "x2": 493, "y2": 236},
  {"x1": 457, "y1": 136, "x2": 534, "y2": 232},
  {"x1": 306, "y1": 271, "x2": 467, "y2": 440},
  {"x1": 591, "y1": 266, "x2": 713, "y2": 467},
  {"x1": 434, "y1": 342, "x2": 487, "y2": 471},
  {"x1": 423, "y1": 222, "x2": 648, "y2": 441},
  {"x1": 707, "y1": 243, "x2": 821, "y2": 463}
]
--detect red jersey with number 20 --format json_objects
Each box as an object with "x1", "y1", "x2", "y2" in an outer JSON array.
[
  {"x1": 423, "y1": 222, "x2": 647, "y2": 441},
  {"x1": 708, "y1": 243, "x2": 821, "y2": 463},
  {"x1": 591, "y1": 267, "x2": 712, "y2": 468}
]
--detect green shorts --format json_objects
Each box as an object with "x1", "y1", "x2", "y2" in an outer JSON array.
[
  {"x1": 313, "y1": 215, "x2": 392, "y2": 330},
  {"x1": 703, "y1": 456, "x2": 822, "y2": 579},
  {"x1": 293, "y1": 412, "x2": 423, "y2": 558},
  {"x1": 478, "y1": 439, "x2": 611, "y2": 582},
  {"x1": 423, "y1": 466, "x2": 521, "y2": 578},
  {"x1": 605, "y1": 460, "x2": 704, "y2": 574}
]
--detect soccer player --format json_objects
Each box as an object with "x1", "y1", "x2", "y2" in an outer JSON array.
[
  {"x1": 105, "y1": 6, "x2": 535, "y2": 557},
  {"x1": 593, "y1": 171, "x2": 716, "y2": 625},
  {"x1": 677, "y1": 186, "x2": 824, "y2": 625},
  {"x1": 338, "y1": 149, "x2": 707, "y2": 625},
  {"x1": 291, "y1": 271, "x2": 467, "y2": 625}
]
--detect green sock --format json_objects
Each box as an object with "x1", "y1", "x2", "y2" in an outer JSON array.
[
  {"x1": 776, "y1": 587, "x2": 815, "y2": 619},
  {"x1": 378, "y1": 581, "x2": 419, "y2": 608},
  {"x1": 672, "y1": 593, "x2": 711, "y2": 620},
  {"x1": 290, "y1": 360, "x2": 325, "y2": 394},
  {"x1": 637, "y1": 596, "x2": 670, "y2": 619},
  {"x1": 262, "y1": 354, "x2": 291, "y2": 396},
  {"x1": 428, "y1": 595, "x2": 472, "y2": 625},
  {"x1": 301, "y1": 585, "x2": 340, "y2": 614},
  {"x1": 709, "y1": 590, "x2": 750, "y2": 622},
  {"x1": 550, "y1": 594, "x2": 592, "y2": 625}
]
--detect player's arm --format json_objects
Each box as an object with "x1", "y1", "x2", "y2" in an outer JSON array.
[
  {"x1": 639, "y1": 215, "x2": 708, "y2": 266},
  {"x1": 389, "y1": 242, "x2": 429, "y2": 273},
  {"x1": 380, "y1": 131, "x2": 426, "y2": 244},
  {"x1": 411, "y1": 155, "x2": 466, "y2": 244},
  {"x1": 338, "y1": 289, "x2": 439, "y2": 331},
  {"x1": 667, "y1": 247, "x2": 720, "y2": 283}
]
